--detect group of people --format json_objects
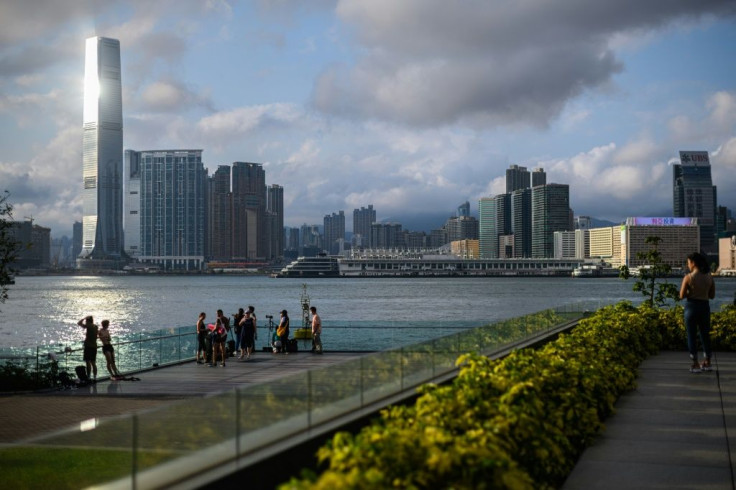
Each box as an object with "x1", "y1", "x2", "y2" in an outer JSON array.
[
  {"x1": 194, "y1": 305, "x2": 323, "y2": 365},
  {"x1": 77, "y1": 315, "x2": 122, "y2": 382}
]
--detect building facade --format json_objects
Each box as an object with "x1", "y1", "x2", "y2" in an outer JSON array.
[
  {"x1": 353, "y1": 205, "x2": 376, "y2": 248},
  {"x1": 673, "y1": 151, "x2": 717, "y2": 254},
  {"x1": 588, "y1": 226, "x2": 623, "y2": 266},
  {"x1": 506, "y1": 165, "x2": 530, "y2": 193},
  {"x1": 232, "y1": 162, "x2": 266, "y2": 260},
  {"x1": 531, "y1": 184, "x2": 570, "y2": 258},
  {"x1": 511, "y1": 188, "x2": 532, "y2": 258},
  {"x1": 451, "y1": 239, "x2": 480, "y2": 259},
  {"x1": 267, "y1": 184, "x2": 284, "y2": 261},
  {"x1": 531, "y1": 168, "x2": 547, "y2": 187},
  {"x1": 553, "y1": 231, "x2": 577, "y2": 259},
  {"x1": 324, "y1": 211, "x2": 346, "y2": 255},
  {"x1": 621, "y1": 217, "x2": 700, "y2": 269},
  {"x1": 78, "y1": 36, "x2": 124, "y2": 269},
  {"x1": 123, "y1": 149, "x2": 141, "y2": 257},
  {"x1": 139, "y1": 150, "x2": 206, "y2": 270},
  {"x1": 479, "y1": 194, "x2": 511, "y2": 259},
  {"x1": 718, "y1": 236, "x2": 736, "y2": 274}
]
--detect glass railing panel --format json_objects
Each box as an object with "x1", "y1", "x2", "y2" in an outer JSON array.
[
  {"x1": 360, "y1": 350, "x2": 403, "y2": 406},
  {"x1": 308, "y1": 362, "x2": 363, "y2": 426},
  {"x1": 24, "y1": 413, "x2": 136, "y2": 489},
  {"x1": 237, "y1": 372, "x2": 310, "y2": 448},
  {"x1": 400, "y1": 343, "x2": 435, "y2": 389}
]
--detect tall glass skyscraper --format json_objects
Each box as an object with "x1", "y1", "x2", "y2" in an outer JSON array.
[
  {"x1": 673, "y1": 151, "x2": 717, "y2": 254},
  {"x1": 532, "y1": 184, "x2": 571, "y2": 258},
  {"x1": 78, "y1": 37, "x2": 124, "y2": 269}
]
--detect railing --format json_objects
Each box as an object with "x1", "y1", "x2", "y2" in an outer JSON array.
[
  {"x1": 1, "y1": 301, "x2": 608, "y2": 489},
  {"x1": 1, "y1": 321, "x2": 487, "y2": 382}
]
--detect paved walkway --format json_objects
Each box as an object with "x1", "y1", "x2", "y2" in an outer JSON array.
[
  {"x1": 564, "y1": 351, "x2": 736, "y2": 490},
  {"x1": 0, "y1": 351, "x2": 363, "y2": 444}
]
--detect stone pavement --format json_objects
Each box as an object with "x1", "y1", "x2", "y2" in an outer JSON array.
[
  {"x1": 0, "y1": 351, "x2": 363, "y2": 444},
  {"x1": 563, "y1": 351, "x2": 736, "y2": 490}
]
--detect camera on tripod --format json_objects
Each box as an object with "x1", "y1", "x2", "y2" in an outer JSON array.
[{"x1": 265, "y1": 314, "x2": 273, "y2": 319}]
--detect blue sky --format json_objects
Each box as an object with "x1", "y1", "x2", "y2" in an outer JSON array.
[{"x1": 1, "y1": 0, "x2": 735, "y2": 236}]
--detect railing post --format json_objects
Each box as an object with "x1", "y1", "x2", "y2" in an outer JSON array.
[
  {"x1": 307, "y1": 371, "x2": 312, "y2": 428},
  {"x1": 132, "y1": 413, "x2": 138, "y2": 490},
  {"x1": 360, "y1": 356, "x2": 364, "y2": 407},
  {"x1": 36, "y1": 346, "x2": 39, "y2": 387},
  {"x1": 236, "y1": 389, "x2": 241, "y2": 458}
]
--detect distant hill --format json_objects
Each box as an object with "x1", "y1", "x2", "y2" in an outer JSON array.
[{"x1": 590, "y1": 217, "x2": 620, "y2": 228}]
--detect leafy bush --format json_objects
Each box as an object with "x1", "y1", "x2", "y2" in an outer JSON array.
[{"x1": 282, "y1": 302, "x2": 667, "y2": 489}]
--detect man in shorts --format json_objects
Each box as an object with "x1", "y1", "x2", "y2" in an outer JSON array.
[
  {"x1": 310, "y1": 306, "x2": 322, "y2": 354},
  {"x1": 77, "y1": 315, "x2": 99, "y2": 381}
]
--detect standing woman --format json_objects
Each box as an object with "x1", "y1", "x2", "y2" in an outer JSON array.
[
  {"x1": 680, "y1": 252, "x2": 716, "y2": 373},
  {"x1": 98, "y1": 320, "x2": 122, "y2": 379},
  {"x1": 196, "y1": 312, "x2": 207, "y2": 364}
]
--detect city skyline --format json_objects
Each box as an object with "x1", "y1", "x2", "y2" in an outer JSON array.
[{"x1": 1, "y1": 1, "x2": 735, "y2": 237}]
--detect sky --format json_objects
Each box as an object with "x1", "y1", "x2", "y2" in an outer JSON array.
[{"x1": 1, "y1": 0, "x2": 735, "y2": 237}]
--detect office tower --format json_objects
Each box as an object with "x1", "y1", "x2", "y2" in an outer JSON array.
[
  {"x1": 405, "y1": 231, "x2": 427, "y2": 249},
  {"x1": 287, "y1": 227, "x2": 300, "y2": 250},
  {"x1": 323, "y1": 211, "x2": 345, "y2": 255},
  {"x1": 479, "y1": 194, "x2": 510, "y2": 258},
  {"x1": 353, "y1": 205, "x2": 376, "y2": 248},
  {"x1": 429, "y1": 228, "x2": 448, "y2": 248},
  {"x1": 532, "y1": 184, "x2": 571, "y2": 258},
  {"x1": 532, "y1": 168, "x2": 546, "y2": 187},
  {"x1": 78, "y1": 37, "x2": 124, "y2": 269},
  {"x1": 300, "y1": 224, "x2": 322, "y2": 255},
  {"x1": 72, "y1": 221, "x2": 83, "y2": 260},
  {"x1": 208, "y1": 165, "x2": 232, "y2": 260},
  {"x1": 673, "y1": 151, "x2": 717, "y2": 254},
  {"x1": 232, "y1": 162, "x2": 266, "y2": 260},
  {"x1": 574, "y1": 229, "x2": 589, "y2": 259},
  {"x1": 139, "y1": 150, "x2": 206, "y2": 270},
  {"x1": 511, "y1": 188, "x2": 532, "y2": 258},
  {"x1": 123, "y1": 150, "x2": 141, "y2": 257},
  {"x1": 457, "y1": 201, "x2": 470, "y2": 218},
  {"x1": 506, "y1": 165, "x2": 530, "y2": 193},
  {"x1": 445, "y1": 216, "x2": 479, "y2": 243},
  {"x1": 267, "y1": 185, "x2": 284, "y2": 260}
]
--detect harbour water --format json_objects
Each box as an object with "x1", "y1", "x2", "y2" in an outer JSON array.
[{"x1": 1, "y1": 275, "x2": 734, "y2": 349}]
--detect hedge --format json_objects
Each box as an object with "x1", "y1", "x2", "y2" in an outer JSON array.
[{"x1": 282, "y1": 302, "x2": 736, "y2": 490}]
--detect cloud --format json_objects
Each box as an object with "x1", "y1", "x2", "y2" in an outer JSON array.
[
  {"x1": 139, "y1": 80, "x2": 213, "y2": 113},
  {"x1": 311, "y1": 0, "x2": 736, "y2": 128}
]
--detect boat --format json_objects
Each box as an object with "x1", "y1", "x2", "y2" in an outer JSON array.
[{"x1": 276, "y1": 254, "x2": 340, "y2": 278}]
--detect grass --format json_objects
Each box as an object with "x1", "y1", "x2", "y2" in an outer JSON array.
[{"x1": 0, "y1": 447, "x2": 174, "y2": 489}]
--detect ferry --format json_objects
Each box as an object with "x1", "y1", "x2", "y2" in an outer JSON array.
[
  {"x1": 277, "y1": 254, "x2": 340, "y2": 278},
  {"x1": 571, "y1": 264, "x2": 620, "y2": 278}
]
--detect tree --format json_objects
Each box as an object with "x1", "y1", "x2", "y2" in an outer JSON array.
[
  {"x1": 0, "y1": 190, "x2": 19, "y2": 305},
  {"x1": 619, "y1": 235, "x2": 679, "y2": 307}
]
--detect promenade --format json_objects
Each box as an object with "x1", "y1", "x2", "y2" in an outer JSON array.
[
  {"x1": 564, "y1": 351, "x2": 736, "y2": 489},
  {"x1": 3, "y1": 349, "x2": 735, "y2": 489}
]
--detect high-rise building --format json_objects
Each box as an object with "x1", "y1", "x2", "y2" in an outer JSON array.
[
  {"x1": 138, "y1": 150, "x2": 206, "y2": 270},
  {"x1": 531, "y1": 184, "x2": 570, "y2": 258},
  {"x1": 232, "y1": 162, "x2": 266, "y2": 260},
  {"x1": 532, "y1": 168, "x2": 547, "y2": 187},
  {"x1": 123, "y1": 149, "x2": 141, "y2": 257},
  {"x1": 445, "y1": 216, "x2": 479, "y2": 243},
  {"x1": 371, "y1": 223, "x2": 403, "y2": 249},
  {"x1": 353, "y1": 205, "x2": 376, "y2": 248},
  {"x1": 323, "y1": 211, "x2": 346, "y2": 255},
  {"x1": 78, "y1": 37, "x2": 124, "y2": 269},
  {"x1": 479, "y1": 194, "x2": 511, "y2": 258},
  {"x1": 673, "y1": 151, "x2": 717, "y2": 254},
  {"x1": 621, "y1": 218, "x2": 700, "y2": 268},
  {"x1": 208, "y1": 165, "x2": 232, "y2": 260},
  {"x1": 72, "y1": 221, "x2": 83, "y2": 260},
  {"x1": 506, "y1": 165, "x2": 530, "y2": 193},
  {"x1": 457, "y1": 201, "x2": 470, "y2": 218},
  {"x1": 511, "y1": 188, "x2": 532, "y2": 258},
  {"x1": 267, "y1": 184, "x2": 284, "y2": 260},
  {"x1": 553, "y1": 231, "x2": 577, "y2": 259},
  {"x1": 575, "y1": 215, "x2": 592, "y2": 230}
]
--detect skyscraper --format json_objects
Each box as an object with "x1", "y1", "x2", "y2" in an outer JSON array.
[
  {"x1": 532, "y1": 184, "x2": 571, "y2": 258},
  {"x1": 232, "y1": 162, "x2": 266, "y2": 260},
  {"x1": 324, "y1": 211, "x2": 346, "y2": 255},
  {"x1": 267, "y1": 184, "x2": 284, "y2": 260},
  {"x1": 208, "y1": 165, "x2": 232, "y2": 260},
  {"x1": 532, "y1": 168, "x2": 547, "y2": 187},
  {"x1": 138, "y1": 150, "x2": 207, "y2": 270},
  {"x1": 353, "y1": 205, "x2": 376, "y2": 248},
  {"x1": 478, "y1": 194, "x2": 511, "y2": 259},
  {"x1": 457, "y1": 201, "x2": 470, "y2": 218},
  {"x1": 673, "y1": 151, "x2": 717, "y2": 254},
  {"x1": 511, "y1": 188, "x2": 532, "y2": 258},
  {"x1": 78, "y1": 37, "x2": 124, "y2": 269},
  {"x1": 506, "y1": 165, "x2": 530, "y2": 193}
]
